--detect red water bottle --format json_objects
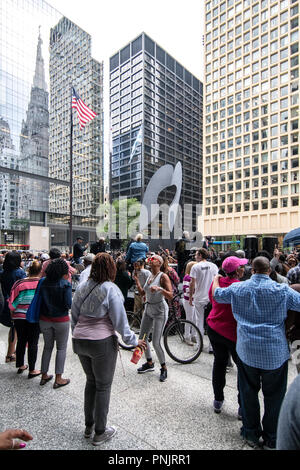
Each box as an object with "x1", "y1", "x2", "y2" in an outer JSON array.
[
  {"x1": 130, "y1": 334, "x2": 146, "y2": 364},
  {"x1": 130, "y1": 346, "x2": 143, "y2": 364}
]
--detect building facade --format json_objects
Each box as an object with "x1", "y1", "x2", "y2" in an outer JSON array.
[
  {"x1": 18, "y1": 31, "x2": 50, "y2": 220},
  {"x1": 109, "y1": 33, "x2": 203, "y2": 241},
  {"x1": 203, "y1": 0, "x2": 299, "y2": 241},
  {"x1": 49, "y1": 17, "x2": 103, "y2": 224},
  {"x1": 0, "y1": 0, "x2": 104, "y2": 250}
]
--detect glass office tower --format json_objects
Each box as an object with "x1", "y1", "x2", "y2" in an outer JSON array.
[
  {"x1": 49, "y1": 17, "x2": 103, "y2": 224},
  {"x1": 203, "y1": 0, "x2": 299, "y2": 242},
  {"x1": 109, "y1": 33, "x2": 203, "y2": 239},
  {"x1": 0, "y1": 0, "x2": 104, "y2": 248}
]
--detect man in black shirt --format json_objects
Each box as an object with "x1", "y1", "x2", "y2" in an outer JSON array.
[
  {"x1": 90, "y1": 237, "x2": 106, "y2": 255},
  {"x1": 73, "y1": 237, "x2": 87, "y2": 264},
  {"x1": 175, "y1": 231, "x2": 191, "y2": 281}
]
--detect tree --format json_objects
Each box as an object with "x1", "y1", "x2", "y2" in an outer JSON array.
[
  {"x1": 230, "y1": 234, "x2": 239, "y2": 251},
  {"x1": 105, "y1": 198, "x2": 141, "y2": 244}
]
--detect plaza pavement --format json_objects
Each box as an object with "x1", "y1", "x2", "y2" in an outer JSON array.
[{"x1": 0, "y1": 324, "x2": 297, "y2": 452}]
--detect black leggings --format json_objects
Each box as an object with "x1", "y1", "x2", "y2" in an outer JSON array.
[
  {"x1": 14, "y1": 320, "x2": 40, "y2": 370},
  {"x1": 207, "y1": 325, "x2": 240, "y2": 404}
]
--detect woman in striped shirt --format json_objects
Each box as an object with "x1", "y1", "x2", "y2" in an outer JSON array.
[{"x1": 8, "y1": 261, "x2": 42, "y2": 377}]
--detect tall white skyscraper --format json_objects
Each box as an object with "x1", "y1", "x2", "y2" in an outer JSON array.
[{"x1": 203, "y1": 0, "x2": 299, "y2": 244}]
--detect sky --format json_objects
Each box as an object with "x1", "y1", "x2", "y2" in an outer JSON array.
[
  {"x1": 47, "y1": 0, "x2": 205, "y2": 78},
  {"x1": 47, "y1": 0, "x2": 205, "y2": 182}
]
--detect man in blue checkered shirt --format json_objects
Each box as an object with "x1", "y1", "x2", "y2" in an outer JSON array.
[
  {"x1": 287, "y1": 252, "x2": 300, "y2": 284},
  {"x1": 212, "y1": 256, "x2": 300, "y2": 450}
]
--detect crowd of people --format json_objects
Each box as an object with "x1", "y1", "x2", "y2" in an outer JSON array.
[{"x1": 0, "y1": 232, "x2": 300, "y2": 450}]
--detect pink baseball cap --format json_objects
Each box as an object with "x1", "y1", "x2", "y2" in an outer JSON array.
[{"x1": 222, "y1": 256, "x2": 248, "y2": 273}]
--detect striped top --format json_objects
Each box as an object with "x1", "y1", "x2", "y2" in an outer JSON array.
[
  {"x1": 183, "y1": 274, "x2": 193, "y2": 301},
  {"x1": 8, "y1": 277, "x2": 40, "y2": 320}
]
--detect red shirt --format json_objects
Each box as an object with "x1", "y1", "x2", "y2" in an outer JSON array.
[{"x1": 207, "y1": 276, "x2": 239, "y2": 343}]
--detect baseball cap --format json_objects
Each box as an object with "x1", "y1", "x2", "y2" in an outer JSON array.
[
  {"x1": 41, "y1": 253, "x2": 50, "y2": 261},
  {"x1": 235, "y1": 249, "x2": 246, "y2": 258},
  {"x1": 222, "y1": 256, "x2": 248, "y2": 273},
  {"x1": 84, "y1": 253, "x2": 95, "y2": 263}
]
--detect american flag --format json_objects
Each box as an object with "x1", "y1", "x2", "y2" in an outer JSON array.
[{"x1": 72, "y1": 87, "x2": 97, "y2": 129}]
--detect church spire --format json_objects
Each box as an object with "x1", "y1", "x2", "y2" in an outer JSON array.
[{"x1": 33, "y1": 26, "x2": 47, "y2": 91}]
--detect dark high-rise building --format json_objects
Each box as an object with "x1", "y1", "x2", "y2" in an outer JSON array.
[{"x1": 109, "y1": 33, "x2": 203, "y2": 236}]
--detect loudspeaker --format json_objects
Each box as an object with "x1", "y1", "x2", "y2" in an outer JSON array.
[
  {"x1": 243, "y1": 236, "x2": 258, "y2": 259},
  {"x1": 110, "y1": 239, "x2": 121, "y2": 250},
  {"x1": 262, "y1": 237, "x2": 278, "y2": 256}
]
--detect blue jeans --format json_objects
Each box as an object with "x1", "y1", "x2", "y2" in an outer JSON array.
[{"x1": 236, "y1": 355, "x2": 288, "y2": 447}]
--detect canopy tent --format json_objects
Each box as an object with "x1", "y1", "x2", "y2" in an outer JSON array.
[{"x1": 283, "y1": 227, "x2": 300, "y2": 247}]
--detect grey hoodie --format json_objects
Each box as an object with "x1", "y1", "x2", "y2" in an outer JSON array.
[{"x1": 71, "y1": 279, "x2": 137, "y2": 347}]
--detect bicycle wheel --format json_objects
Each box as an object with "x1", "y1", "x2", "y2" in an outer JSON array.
[
  {"x1": 117, "y1": 311, "x2": 141, "y2": 351},
  {"x1": 163, "y1": 319, "x2": 203, "y2": 364},
  {"x1": 127, "y1": 311, "x2": 141, "y2": 335}
]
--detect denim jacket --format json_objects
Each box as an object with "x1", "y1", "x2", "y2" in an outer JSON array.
[{"x1": 40, "y1": 278, "x2": 72, "y2": 319}]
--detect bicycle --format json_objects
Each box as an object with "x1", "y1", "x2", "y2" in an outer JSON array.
[
  {"x1": 117, "y1": 305, "x2": 143, "y2": 351},
  {"x1": 163, "y1": 294, "x2": 203, "y2": 364},
  {"x1": 118, "y1": 294, "x2": 203, "y2": 364}
]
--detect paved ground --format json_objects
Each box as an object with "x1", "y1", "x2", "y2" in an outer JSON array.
[{"x1": 0, "y1": 325, "x2": 297, "y2": 452}]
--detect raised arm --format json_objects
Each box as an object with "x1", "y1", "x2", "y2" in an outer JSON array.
[{"x1": 211, "y1": 274, "x2": 222, "y2": 298}]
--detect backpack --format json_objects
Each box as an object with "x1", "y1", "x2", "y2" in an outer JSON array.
[{"x1": 26, "y1": 278, "x2": 45, "y2": 323}]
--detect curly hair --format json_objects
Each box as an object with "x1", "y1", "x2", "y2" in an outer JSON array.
[
  {"x1": 89, "y1": 253, "x2": 116, "y2": 283},
  {"x1": 45, "y1": 258, "x2": 68, "y2": 282}
]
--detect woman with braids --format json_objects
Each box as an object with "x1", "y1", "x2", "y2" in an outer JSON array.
[
  {"x1": 39, "y1": 258, "x2": 72, "y2": 388},
  {"x1": 71, "y1": 253, "x2": 146, "y2": 446}
]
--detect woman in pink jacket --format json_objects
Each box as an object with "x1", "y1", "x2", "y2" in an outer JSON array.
[{"x1": 207, "y1": 256, "x2": 248, "y2": 416}]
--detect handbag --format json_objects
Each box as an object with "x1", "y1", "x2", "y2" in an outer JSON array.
[
  {"x1": 26, "y1": 278, "x2": 45, "y2": 323},
  {"x1": 0, "y1": 276, "x2": 13, "y2": 328}
]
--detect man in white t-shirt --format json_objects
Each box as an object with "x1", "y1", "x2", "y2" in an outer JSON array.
[{"x1": 189, "y1": 248, "x2": 218, "y2": 338}]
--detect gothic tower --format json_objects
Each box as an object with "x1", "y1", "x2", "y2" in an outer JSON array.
[{"x1": 18, "y1": 28, "x2": 49, "y2": 219}]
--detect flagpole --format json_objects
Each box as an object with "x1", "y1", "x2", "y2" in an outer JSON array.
[{"x1": 69, "y1": 86, "x2": 73, "y2": 254}]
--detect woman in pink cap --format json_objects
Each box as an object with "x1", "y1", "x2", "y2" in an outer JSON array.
[{"x1": 206, "y1": 255, "x2": 248, "y2": 416}]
